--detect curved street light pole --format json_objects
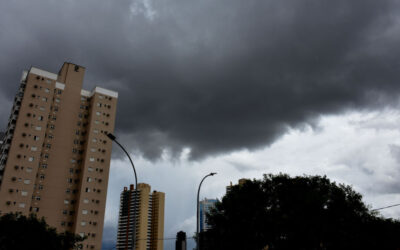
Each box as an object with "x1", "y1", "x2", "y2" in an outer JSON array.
[
  {"x1": 196, "y1": 172, "x2": 217, "y2": 250},
  {"x1": 106, "y1": 132, "x2": 138, "y2": 249},
  {"x1": 106, "y1": 133, "x2": 138, "y2": 189}
]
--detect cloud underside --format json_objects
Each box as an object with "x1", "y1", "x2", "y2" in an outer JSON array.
[{"x1": 1, "y1": 0, "x2": 400, "y2": 159}]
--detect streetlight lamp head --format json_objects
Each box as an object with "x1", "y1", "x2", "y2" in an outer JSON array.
[
  {"x1": 210, "y1": 172, "x2": 217, "y2": 176},
  {"x1": 106, "y1": 132, "x2": 116, "y2": 141}
]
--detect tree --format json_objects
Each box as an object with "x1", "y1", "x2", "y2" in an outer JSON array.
[
  {"x1": 203, "y1": 174, "x2": 400, "y2": 250},
  {"x1": 0, "y1": 213, "x2": 84, "y2": 250}
]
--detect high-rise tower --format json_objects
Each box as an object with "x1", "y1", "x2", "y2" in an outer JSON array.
[
  {"x1": 199, "y1": 198, "x2": 217, "y2": 232},
  {"x1": 0, "y1": 62, "x2": 118, "y2": 249},
  {"x1": 117, "y1": 183, "x2": 165, "y2": 250}
]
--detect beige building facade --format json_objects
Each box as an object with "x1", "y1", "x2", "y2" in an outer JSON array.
[
  {"x1": 0, "y1": 62, "x2": 118, "y2": 249},
  {"x1": 117, "y1": 183, "x2": 165, "y2": 250},
  {"x1": 226, "y1": 178, "x2": 250, "y2": 193}
]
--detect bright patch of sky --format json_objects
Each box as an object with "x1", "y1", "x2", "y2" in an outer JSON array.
[
  {"x1": 130, "y1": 0, "x2": 157, "y2": 21},
  {"x1": 103, "y1": 108, "x2": 400, "y2": 249}
]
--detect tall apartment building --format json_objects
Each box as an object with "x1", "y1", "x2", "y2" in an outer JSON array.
[
  {"x1": 117, "y1": 183, "x2": 165, "y2": 250},
  {"x1": 199, "y1": 198, "x2": 217, "y2": 232},
  {"x1": 0, "y1": 62, "x2": 118, "y2": 249}
]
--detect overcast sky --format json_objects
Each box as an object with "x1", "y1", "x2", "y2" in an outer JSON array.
[{"x1": 1, "y1": 0, "x2": 400, "y2": 249}]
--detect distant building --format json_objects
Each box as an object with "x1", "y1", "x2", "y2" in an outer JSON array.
[
  {"x1": 117, "y1": 183, "x2": 165, "y2": 250},
  {"x1": 175, "y1": 231, "x2": 187, "y2": 250},
  {"x1": 199, "y1": 198, "x2": 217, "y2": 232},
  {"x1": 0, "y1": 62, "x2": 118, "y2": 249},
  {"x1": 226, "y1": 178, "x2": 250, "y2": 193}
]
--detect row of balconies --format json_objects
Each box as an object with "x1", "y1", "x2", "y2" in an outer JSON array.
[
  {"x1": 117, "y1": 221, "x2": 138, "y2": 227},
  {"x1": 118, "y1": 213, "x2": 139, "y2": 218},
  {"x1": 116, "y1": 229, "x2": 135, "y2": 235},
  {"x1": 117, "y1": 221, "x2": 139, "y2": 227}
]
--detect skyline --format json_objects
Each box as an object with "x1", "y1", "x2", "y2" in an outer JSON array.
[{"x1": 1, "y1": 0, "x2": 400, "y2": 249}]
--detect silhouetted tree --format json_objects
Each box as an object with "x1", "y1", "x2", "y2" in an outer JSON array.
[
  {"x1": 203, "y1": 174, "x2": 400, "y2": 250},
  {"x1": 0, "y1": 213, "x2": 84, "y2": 250}
]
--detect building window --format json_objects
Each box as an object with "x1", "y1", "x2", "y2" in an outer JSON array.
[
  {"x1": 96, "y1": 112, "x2": 101, "y2": 116},
  {"x1": 82, "y1": 210, "x2": 88, "y2": 215},
  {"x1": 31, "y1": 146, "x2": 37, "y2": 151},
  {"x1": 39, "y1": 106, "x2": 45, "y2": 111},
  {"x1": 90, "y1": 148, "x2": 96, "y2": 152},
  {"x1": 26, "y1": 167, "x2": 33, "y2": 173},
  {"x1": 19, "y1": 203, "x2": 26, "y2": 208},
  {"x1": 55, "y1": 98, "x2": 60, "y2": 103},
  {"x1": 87, "y1": 177, "x2": 92, "y2": 183},
  {"x1": 88, "y1": 167, "x2": 93, "y2": 172},
  {"x1": 42, "y1": 97, "x2": 47, "y2": 102},
  {"x1": 50, "y1": 125, "x2": 55, "y2": 129},
  {"x1": 23, "y1": 179, "x2": 31, "y2": 184},
  {"x1": 92, "y1": 138, "x2": 97, "y2": 143},
  {"x1": 80, "y1": 221, "x2": 86, "y2": 226},
  {"x1": 35, "y1": 126, "x2": 41, "y2": 131},
  {"x1": 35, "y1": 196, "x2": 41, "y2": 201},
  {"x1": 46, "y1": 144, "x2": 51, "y2": 149},
  {"x1": 89, "y1": 158, "x2": 94, "y2": 162},
  {"x1": 38, "y1": 185, "x2": 43, "y2": 190},
  {"x1": 28, "y1": 157, "x2": 34, "y2": 162},
  {"x1": 41, "y1": 164, "x2": 47, "y2": 168},
  {"x1": 93, "y1": 130, "x2": 99, "y2": 134},
  {"x1": 21, "y1": 191, "x2": 28, "y2": 196},
  {"x1": 64, "y1": 200, "x2": 69, "y2": 204},
  {"x1": 67, "y1": 178, "x2": 72, "y2": 183},
  {"x1": 44, "y1": 88, "x2": 50, "y2": 93},
  {"x1": 39, "y1": 175, "x2": 45, "y2": 180},
  {"x1": 33, "y1": 136, "x2": 40, "y2": 141},
  {"x1": 48, "y1": 134, "x2": 54, "y2": 139},
  {"x1": 83, "y1": 199, "x2": 89, "y2": 204},
  {"x1": 85, "y1": 188, "x2": 90, "y2": 193}
]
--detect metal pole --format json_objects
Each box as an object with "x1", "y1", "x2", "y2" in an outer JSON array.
[
  {"x1": 196, "y1": 172, "x2": 217, "y2": 250},
  {"x1": 107, "y1": 133, "x2": 138, "y2": 250}
]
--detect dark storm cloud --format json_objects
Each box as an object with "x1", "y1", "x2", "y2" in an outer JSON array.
[{"x1": 1, "y1": 0, "x2": 400, "y2": 159}]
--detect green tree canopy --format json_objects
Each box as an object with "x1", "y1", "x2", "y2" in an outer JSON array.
[
  {"x1": 0, "y1": 213, "x2": 84, "y2": 250},
  {"x1": 204, "y1": 174, "x2": 400, "y2": 250}
]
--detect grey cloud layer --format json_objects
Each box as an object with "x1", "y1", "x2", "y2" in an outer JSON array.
[{"x1": 1, "y1": 0, "x2": 400, "y2": 159}]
